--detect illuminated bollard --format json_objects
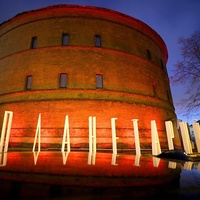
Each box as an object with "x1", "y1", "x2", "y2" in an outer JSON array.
[
  {"x1": 192, "y1": 122, "x2": 200, "y2": 153},
  {"x1": 61, "y1": 115, "x2": 71, "y2": 152},
  {"x1": 111, "y1": 118, "x2": 119, "y2": 154},
  {"x1": 0, "y1": 111, "x2": 13, "y2": 153},
  {"x1": 32, "y1": 113, "x2": 41, "y2": 152},
  {"x1": 179, "y1": 122, "x2": 193, "y2": 154},
  {"x1": 132, "y1": 119, "x2": 141, "y2": 156},
  {"x1": 151, "y1": 120, "x2": 161, "y2": 156},
  {"x1": 165, "y1": 121, "x2": 174, "y2": 150},
  {"x1": 88, "y1": 116, "x2": 96, "y2": 154}
]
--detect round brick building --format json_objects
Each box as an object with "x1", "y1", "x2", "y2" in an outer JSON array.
[{"x1": 0, "y1": 5, "x2": 181, "y2": 150}]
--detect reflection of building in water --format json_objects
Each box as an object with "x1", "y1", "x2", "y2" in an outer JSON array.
[
  {"x1": 0, "y1": 5, "x2": 182, "y2": 150},
  {"x1": 0, "y1": 151, "x2": 184, "y2": 198},
  {"x1": 0, "y1": 151, "x2": 181, "y2": 185}
]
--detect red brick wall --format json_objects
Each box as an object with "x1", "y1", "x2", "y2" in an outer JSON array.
[
  {"x1": 0, "y1": 99, "x2": 180, "y2": 149},
  {"x1": 0, "y1": 5, "x2": 181, "y2": 150}
]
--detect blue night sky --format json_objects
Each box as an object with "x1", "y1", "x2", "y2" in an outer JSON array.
[{"x1": 0, "y1": 0, "x2": 200, "y2": 124}]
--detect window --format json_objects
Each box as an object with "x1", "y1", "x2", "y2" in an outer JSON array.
[
  {"x1": 160, "y1": 59, "x2": 164, "y2": 69},
  {"x1": 152, "y1": 84, "x2": 157, "y2": 97},
  {"x1": 62, "y1": 34, "x2": 69, "y2": 46},
  {"x1": 147, "y1": 49, "x2": 151, "y2": 60},
  {"x1": 60, "y1": 73, "x2": 67, "y2": 88},
  {"x1": 95, "y1": 35, "x2": 101, "y2": 47},
  {"x1": 26, "y1": 75, "x2": 32, "y2": 90},
  {"x1": 31, "y1": 36, "x2": 37, "y2": 49},
  {"x1": 166, "y1": 90, "x2": 172, "y2": 103},
  {"x1": 96, "y1": 74, "x2": 103, "y2": 89}
]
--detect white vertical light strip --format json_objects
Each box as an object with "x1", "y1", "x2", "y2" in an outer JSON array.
[
  {"x1": 179, "y1": 122, "x2": 193, "y2": 154},
  {"x1": 61, "y1": 115, "x2": 70, "y2": 152},
  {"x1": 0, "y1": 111, "x2": 13, "y2": 153},
  {"x1": 192, "y1": 122, "x2": 200, "y2": 153},
  {"x1": 151, "y1": 120, "x2": 161, "y2": 156},
  {"x1": 92, "y1": 116, "x2": 96, "y2": 153},
  {"x1": 89, "y1": 116, "x2": 92, "y2": 153},
  {"x1": 165, "y1": 121, "x2": 174, "y2": 150},
  {"x1": 111, "y1": 118, "x2": 118, "y2": 154},
  {"x1": 132, "y1": 119, "x2": 141, "y2": 156},
  {"x1": 32, "y1": 113, "x2": 41, "y2": 152},
  {"x1": 89, "y1": 116, "x2": 96, "y2": 154}
]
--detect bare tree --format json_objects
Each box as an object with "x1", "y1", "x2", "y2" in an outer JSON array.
[{"x1": 171, "y1": 30, "x2": 200, "y2": 117}]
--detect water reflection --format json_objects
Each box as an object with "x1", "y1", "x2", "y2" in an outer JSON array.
[
  {"x1": 168, "y1": 161, "x2": 177, "y2": 169},
  {"x1": 0, "y1": 151, "x2": 199, "y2": 199},
  {"x1": 88, "y1": 153, "x2": 96, "y2": 165},
  {"x1": 62, "y1": 151, "x2": 70, "y2": 165},
  {"x1": 179, "y1": 163, "x2": 200, "y2": 200},
  {"x1": 0, "y1": 152, "x2": 7, "y2": 166},
  {"x1": 0, "y1": 151, "x2": 181, "y2": 185},
  {"x1": 33, "y1": 151, "x2": 40, "y2": 165},
  {"x1": 180, "y1": 165, "x2": 200, "y2": 188},
  {"x1": 134, "y1": 155, "x2": 141, "y2": 166},
  {"x1": 152, "y1": 156, "x2": 160, "y2": 167}
]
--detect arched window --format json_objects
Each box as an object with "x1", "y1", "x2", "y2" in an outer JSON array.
[
  {"x1": 26, "y1": 75, "x2": 32, "y2": 90},
  {"x1": 31, "y1": 36, "x2": 37, "y2": 49},
  {"x1": 147, "y1": 49, "x2": 151, "y2": 60},
  {"x1": 96, "y1": 74, "x2": 103, "y2": 89},
  {"x1": 95, "y1": 35, "x2": 101, "y2": 47},
  {"x1": 62, "y1": 34, "x2": 69, "y2": 46},
  {"x1": 60, "y1": 73, "x2": 67, "y2": 88}
]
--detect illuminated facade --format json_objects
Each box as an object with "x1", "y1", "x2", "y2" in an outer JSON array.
[{"x1": 0, "y1": 5, "x2": 182, "y2": 150}]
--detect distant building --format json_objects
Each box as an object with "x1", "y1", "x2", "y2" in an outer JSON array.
[
  {"x1": 0, "y1": 5, "x2": 182, "y2": 150},
  {"x1": 189, "y1": 120, "x2": 200, "y2": 142}
]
